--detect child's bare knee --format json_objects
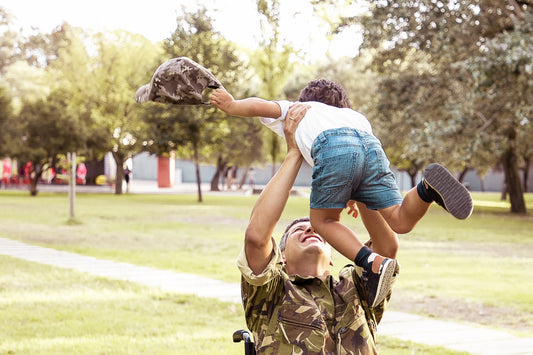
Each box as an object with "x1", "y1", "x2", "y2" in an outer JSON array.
[{"x1": 392, "y1": 224, "x2": 414, "y2": 234}]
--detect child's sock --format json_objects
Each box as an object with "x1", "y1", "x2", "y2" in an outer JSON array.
[
  {"x1": 354, "y1": 246, "x2": 375, "y2": 270},
  {"x1": 416, "y1": 179, "x2": 435, "y2": 203},
  {"x1": 355, "y1": 246, "x2": 386, "y2": 274}
]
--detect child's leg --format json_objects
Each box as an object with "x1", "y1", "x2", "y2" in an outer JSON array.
[
  {"x1": 309, "y1": 208, "x2": 364, "y2": 262},
  {"x1": 378, "y1": 187, "x2": 431, "y2": 234},
  {"x1": 356, "y1": 202, "x2": 399, "y2": 258},
  {"x1": 310, "y1": 207, "x2": 398, "y2": 307},
  {"x1": 379, "y1": 164, "x2": 473, "y2": 234}
]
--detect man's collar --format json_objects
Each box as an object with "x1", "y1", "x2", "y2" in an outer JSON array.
[{"x1": 282, "y1": 265, "x2": 332, "y2": 285}]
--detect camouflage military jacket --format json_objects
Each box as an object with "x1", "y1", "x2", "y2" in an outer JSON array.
[{"x1": 237, "y1": 238, "x2": 393, "y2": 355}]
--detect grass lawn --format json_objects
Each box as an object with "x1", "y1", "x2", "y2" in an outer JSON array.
[
  {"x1": 0, "y1": 189, "x2": 532, "y2": 353},
  {"x1": 0, "y1": 255, "x2": 468, "y2": 355}
]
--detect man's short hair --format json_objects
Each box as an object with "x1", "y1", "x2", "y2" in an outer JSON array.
[
  {"x1": 298, "y1": 79, "x2": 351, "y2": 108},
  {"x1": 279, "y1": 217, "x2": 310, "y2": 252}
]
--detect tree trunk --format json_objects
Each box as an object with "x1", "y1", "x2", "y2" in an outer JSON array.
[
  {"x1": 500, "y1": 182, "x2": 508, "y2": 201},
  {"x1": 502, "y1": 132, "x2": 526, "y2": 213},
  {"x1": 239, "y1": 165, "x2": 250, "y2": 189},
  {"x1": 112, "y1": 152, "x2": 124, "y2": 195},
  {"x1": 523, "y1": 158, "x2": 530, "y2": 193},
  {"x1": 270, "y1": 132, "x2": 279, "y2": 177},
  {"x1": 408, "y1": 171, "x2": 417, "y2": 188},
  {"x1": 193, "y1": 142, "x2": 202, "y2": 203},
  {"x1": 29, "y1": 174, "x2": 39, "y2": 196},
  {"x1": 210, "y1": 170, "x2": 220, "y2": 191},
  {"x1": 29, "y1": 165, "x2": 44, "y2": 196},
  {"x1": 457, "y1": 167, "x2": 469, "y2": 183},
  {"x1": 210, "y1": 155, "x2": 227, "y2": 192},
  {"x1": 479, "y1": 176, "x2": 485, "y2": 192}
]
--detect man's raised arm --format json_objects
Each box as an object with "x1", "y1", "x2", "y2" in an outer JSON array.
[{"x1": 244, "y1": 104, "x2": 308, "y2": 275}]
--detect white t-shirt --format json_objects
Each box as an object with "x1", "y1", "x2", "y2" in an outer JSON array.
[{"x1": 260, "y1": 100, "x2": 374, "y2": 167}]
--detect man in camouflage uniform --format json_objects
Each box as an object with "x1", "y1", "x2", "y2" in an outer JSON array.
[{"x1": 237, "y1": 104, "x2": 399, "y2": 354}]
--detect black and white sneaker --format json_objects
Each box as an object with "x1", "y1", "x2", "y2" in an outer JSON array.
[
  {"x1": 423, "y1": 163, "x2": 474, "y2": 220},
  {"x1": 362, "y1": 258, "x2": 398, "y2": 308}
]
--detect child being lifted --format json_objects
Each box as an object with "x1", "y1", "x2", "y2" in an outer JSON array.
[{"x1": 210, "y1": 79, "x2": 473, "y2": 307}]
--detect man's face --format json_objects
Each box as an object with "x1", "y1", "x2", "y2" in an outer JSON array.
[{"x1": 282, "y1": 221, "x2": 332, "y2": 264}]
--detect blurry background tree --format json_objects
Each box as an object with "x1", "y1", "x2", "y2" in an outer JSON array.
[
  {"x1": 252, "y1": 0, "x2": 296, "y2": 176},
  {"x1": 351, "y1": 0, "x2": 532, "y2": 213},
  {"x1": 0, "y1": 86, "x2": 14, "y2": 159},
  {"x1": 464, "y1": 10, "x2": 533, "y2": 212},
  {"x1": 142, "y1": 6, "x2": 259, "y2": 202},
  {"x1": 1, "y1": 23, "x2": 91, "y2": 195},
  {"x1": 89, "y1": 31, "x2": 163, "y2": 195},
  {"x1": 0, "y1": 1, "x2": 531, "y2": 208},
  {"x1": 15, "y1": 89, "x2": 88, "y2": 195},
  {"x1": 0, "y1": 7, "x2": 22, "y2": 74}
]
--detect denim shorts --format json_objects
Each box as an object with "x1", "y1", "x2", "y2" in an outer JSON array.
[{"x1": 310, "y1": 127, "x2": 403, "y2": 210}]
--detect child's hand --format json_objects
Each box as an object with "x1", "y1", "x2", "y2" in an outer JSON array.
[
  {"x1": 346, "y1": 200, "x2": 359, "y2": 219},
  {"x1": 210, "y1": 88, "x2": 235, "y2": 113}
]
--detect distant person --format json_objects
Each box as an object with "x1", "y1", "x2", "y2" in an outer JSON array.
[
  {"x1": 226, "y1": 165, "x2": 235, "y2": 190},
  {"x1": 77, "y1": 162, "x2": 87, "y2": 185},
  {"x1": 232, "y1": 165, "x2": 238, "y2": 189},
  {"x1": 248, "y1": 167, "x2": 256, "y2": 190},
  {"x1": 212, "y1": 79, "x2": 473, "y2": 307},
  {"x1": 124, "y1": 165, "x2": 131, "y2": 192}
]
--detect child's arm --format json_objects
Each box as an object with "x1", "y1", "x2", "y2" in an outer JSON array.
[{"x1": 210, "y1": 88, "x2": 281, "y2": 118}]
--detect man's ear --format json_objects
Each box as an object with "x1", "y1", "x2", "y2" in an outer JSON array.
[{"x1": 282, "y1": 252, "x2": 287, "y2": 264}]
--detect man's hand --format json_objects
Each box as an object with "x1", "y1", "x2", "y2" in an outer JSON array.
[
  {"x1": 284, "y1": 103, "x2": 310, "y2": 152},
  {"x1": 210, "y1": 88, "x2": 235, "y2": 113}
]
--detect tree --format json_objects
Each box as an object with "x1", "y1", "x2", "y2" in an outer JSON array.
[
  {"x1": 0, "y1": 7, "x2": 23, "y2": 75},
  {"x1": 14, "y1": 89, "x2": 88, "y2": 195},
  {"x1": 90, "y1": 31, "x2": 163, "y2": 194},
  {"x1": 143, "y1": 6, "x2": 257, "y2": 201},
  {"x1": 252, "y1": 0, "x2": 296, "y2": 176},
  {"x1": 356, "y1": 0, "x2": 532, "y2": 212},
  {"x1": 0, "y1": 86, "x2": 13, "y2": 158},
  {"x1": 465, "y1": 11, "x2": 533, "y2": 212},
  {"x1": 1, "y1": 23, "x2": 95, "y2": 195}
]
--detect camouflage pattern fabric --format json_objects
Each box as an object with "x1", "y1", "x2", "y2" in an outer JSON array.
[
  {"x1": 239, "y1": 248, "x2": 397, "y2": 355},
  {"x1": 135, "y1": 57, "x2": 222, "y2": 105}
]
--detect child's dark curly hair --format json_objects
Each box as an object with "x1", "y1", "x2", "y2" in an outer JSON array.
[{"x1": 298, "y1": 79, "x2": 351, "y2": 108}]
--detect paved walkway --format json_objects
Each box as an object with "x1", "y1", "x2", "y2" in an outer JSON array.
[{"x1": 1, "y1": 237, "x2": 532, "y2": 354}]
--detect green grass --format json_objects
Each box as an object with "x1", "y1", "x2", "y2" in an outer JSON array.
[
  {"x1": 0, "y1": 255, "x2": 468, "y2": 355},
  {"x1": 0, "y1": 255, "x2": 247, "y2": 355},
  {"x1": 0, "y1": 189, "x2": 532, "y2": 353}
]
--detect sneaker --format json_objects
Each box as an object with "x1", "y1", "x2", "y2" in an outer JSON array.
[
  {"x1": 362, "y1": 258, "x2": 398, "y2": 308},
  {"x1": 423, "y1": 163, "x2": 474, "y2": 220}
]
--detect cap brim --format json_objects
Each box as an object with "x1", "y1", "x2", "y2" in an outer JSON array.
[{"x1": 135, "y1": 84, "x2": 151, "y2": 103}]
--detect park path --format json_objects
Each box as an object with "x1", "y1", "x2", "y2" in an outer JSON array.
[{"x1": 1, "y1": 237, "x2": 532, "y2": 355}]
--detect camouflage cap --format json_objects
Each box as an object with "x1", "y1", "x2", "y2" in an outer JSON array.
[{"x1": 135, "y1": 57, "x2": 223, "y2": 105}]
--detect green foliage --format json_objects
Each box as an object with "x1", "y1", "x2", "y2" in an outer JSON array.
[
  {"x1": 9, "y1": 89, "x2": 89, "y2": 195},
  {"x1": 0, "y1": 85, "x2": 13, "y2": 156},
  {"x1": 0, "y1": 6, "x2": 23, "y2": 74},
  {"x1": 354, "y1": 0, "x2": 532, "y2": 209},
  {"x1": 252, "y1": 0, "x2": 298, "y2": 172},
  {"x1": 89, "y1": 31, "x2": 163, "y2": 193},
  {"x1": 143, "y1": 6, "x2": 266, "y2": 193}
]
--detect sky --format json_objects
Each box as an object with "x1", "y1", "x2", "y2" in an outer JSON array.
[{"x1": 2, "y1": 0, "x2": 361, "y2": 59}]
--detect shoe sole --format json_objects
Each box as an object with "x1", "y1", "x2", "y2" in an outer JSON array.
[
  {"x1": 424, "y1": 163, "x2": 474, "y2": 220},
  {"x1": 372, "y1": 258, "x2": 397, "y2": 308}
]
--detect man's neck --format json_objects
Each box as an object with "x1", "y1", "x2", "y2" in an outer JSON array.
[{"x1": 286, "y1": 262, "x2": 330, "y2": 279}]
